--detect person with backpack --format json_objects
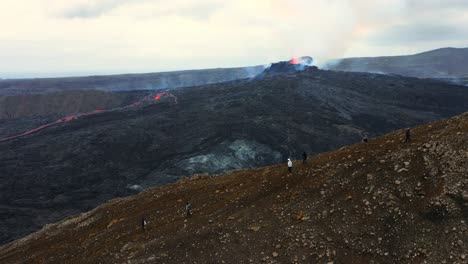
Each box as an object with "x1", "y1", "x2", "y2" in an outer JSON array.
[{"x1": 287, "y1": 158, "x2": 293, "y2": 173}]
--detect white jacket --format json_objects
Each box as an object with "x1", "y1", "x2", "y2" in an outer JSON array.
[{"x1": 287, "y1": 159, "x2": 293, "y2": 167}]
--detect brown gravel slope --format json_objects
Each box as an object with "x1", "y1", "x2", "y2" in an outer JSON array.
[{"x1": 1, "y1": 113, "x2": 467, "y2": 264}]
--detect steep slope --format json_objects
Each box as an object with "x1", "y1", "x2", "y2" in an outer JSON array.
[
  {"x1": 1, "y1": 68, "x2": 468, "y2": 245},
  {"x1": 0, "y1": 90, "x2": 152, "y2": 119},
  {"x1": 327, "y1": 47, "x2": 468, "y2": 79},
  {"x1": 0, "y1": 66, "x2": 264, "y2": 96},
  {"x1": 1, "y1": 112, "x2": 466, "y2": 264}
]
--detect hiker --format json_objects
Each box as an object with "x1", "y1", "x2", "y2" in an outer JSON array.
[
  {"x1": 141, "y1": 215, "x2": 147, "y2": 231},
  {"x1": 185, "y1": 202, "x2": 193, "y2": 217},
  {"x1": 302, "y1": 151, "x2": 308, "y2": 164},
  {"x1": 362, "y1": 135, "x2": 368, "y2": 143},
  {"x1": 287, "y1": 158, "x2": 293, "y2": 173},
  {"x1": 405, "y1": 128, "x2": 411, "y2": 143}
]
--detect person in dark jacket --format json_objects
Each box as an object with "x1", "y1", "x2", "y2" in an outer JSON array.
[
  {"x1": 302, "y1": 151, "x2": 308, "y2": 164},
  {"x1": 141, "y1": 215, "x2": 147, "y2": 231},
  {"x1": 405, "y1": 128, "x2": 411, "y2": 143},
  {"x1": 362, "y1": 135, "x2": 368, "y2": 143}
]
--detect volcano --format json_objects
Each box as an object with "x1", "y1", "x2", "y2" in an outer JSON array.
[
  {"x1": 261, "y1": 56, "x2": 316, "y2": 76},
  {"x1": 1, "y1": 66, "x2": 468, "y2": 245}
]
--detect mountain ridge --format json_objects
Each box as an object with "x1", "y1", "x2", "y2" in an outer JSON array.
[
  {"x1": 327, "y1": 47, "x2": 468, "y2": 79},
  {"x1": 1, "y1": 112, "x2": 466, "y2": 264},
  {"x1": 0, "y1": 66, "x2": 265, "y2": 96}
]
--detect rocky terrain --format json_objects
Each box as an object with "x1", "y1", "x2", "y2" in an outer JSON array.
[
  {"x1": 436, "y1": 77, "x2": 468, "y2": 87},
  {"x1": 327, "y1": 47, "x2": 468, "y2": 80},
  {"x1": 0, "y1": 112, "x2": 466, "y2": 264},
  {"x1": 0, "y1": 66, "x2": 264, "y2": 96},
  {"x1": 1, "y1": 65, "x2": 468, "y2": 245}
]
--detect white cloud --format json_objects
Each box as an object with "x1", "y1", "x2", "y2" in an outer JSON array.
[{"x1": 0, "y1": 0, "x2": 467, "y2": 76}]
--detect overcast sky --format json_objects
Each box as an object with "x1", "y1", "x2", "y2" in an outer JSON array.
[{"x1": 1, "y1": 0, "x2": 467, "y2": 77}]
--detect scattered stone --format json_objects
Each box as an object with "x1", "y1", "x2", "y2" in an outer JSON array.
[
  {"x1": 107, "y1": 219, "x2": 120, "y2": 228},
  {"x1": 272, "y1": 252, "x2": 279, "y2": 257},
  {"x1": 248, "y1": 226, "x2": 260, "y2": 232},
  {"x1": 462, "y1": 191, "x2": 468, "y2": 201}
]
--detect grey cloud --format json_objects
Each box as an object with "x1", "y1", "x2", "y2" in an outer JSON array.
[
  {"x1": 368, "y1": 0, "x2": 468, "y2": 46},
  {"x1": 407, "y1": 0, "x2": 468, "y2": 10},
  {"x1": 369, "y1": 23, "x2": 468, "y2": 45},
  {"x1": 61, "y1": 0, "x2": 134, "y2": 18},
  {"x1": 61, "y1": 0, "x2": 224, "y2": 20}
]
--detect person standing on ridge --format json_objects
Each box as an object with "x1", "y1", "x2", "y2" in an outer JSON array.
[
  {"x1": 287, "y1": 158, "x2": 293, "y2": 173},
  {"x1": 405, "y1": 128, "x2": 411, "y2": 143},
  {"x1": 141, "y1": 215, "x2": 147, "y2": 231},
  {"x1": 185, "y1": 202, "x2": 193, "y2": 217},
  {"x1": 302, "y1": 152, "x2": 308, "y2": 164}
]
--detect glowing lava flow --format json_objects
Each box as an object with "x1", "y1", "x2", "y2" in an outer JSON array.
[
  {"x1": 0, "y1": 92, "x2": 170, "y2": 143},
  {"x1": 153, "y1": 93, "x2": 165, "y2": 101},
  {"x1": 0, "y1": 121, "x2": 64, "y2": 142}
]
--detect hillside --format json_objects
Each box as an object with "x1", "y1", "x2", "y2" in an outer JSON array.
[
  {"x1": 327, "y1": 47, "x2": 468, "y2": 79},
  {"x1": 0, "y1": 90, "x2": 151, "y2": 119},
  {"x1": 1, "y1": 112, "x2": 466, "y2": 264},
  {"x1": 1, "y1": 66, "x2": 468, "y2": 245},
  {"x1": 436, "y1": 77, "x2": 468, "y2": 86},
  {"x1": 0, "y1": 66, "x2": 264, "y2": 96}
]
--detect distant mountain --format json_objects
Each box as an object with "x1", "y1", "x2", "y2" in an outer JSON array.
[
  {"x1": 0, "y1": 66, "x2": 265, "y2": 96},
  {"x1": 1, "y1": 63, "x2": 468, "y2": 245},
  {"x1": 327, "y1": 47, "x2": 468, "y2": 79}
]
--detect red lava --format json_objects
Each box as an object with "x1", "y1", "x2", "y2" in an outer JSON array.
[{"x1": 0, "y1": 92, "x2": 169, "y2": 143}]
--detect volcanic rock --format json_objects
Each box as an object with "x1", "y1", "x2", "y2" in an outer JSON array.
[{"x1": 1, "y1": 67, "x2": 468, "y2": 245}]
